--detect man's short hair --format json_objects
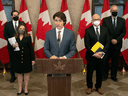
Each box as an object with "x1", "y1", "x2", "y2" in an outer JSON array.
[
  {"x1": 53, "y1": 11, "x2": 67, "y2": 25},
  {"x1": 11, "y1": 10, "x2": 19, "y2": 16}
]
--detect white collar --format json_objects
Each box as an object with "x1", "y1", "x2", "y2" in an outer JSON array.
[
  {"x1": 93, "y1": 25, "x2": 100, "y2": 29},
  {"x1": 56, "y1": 27, "x2": 64, "y2": 32}
]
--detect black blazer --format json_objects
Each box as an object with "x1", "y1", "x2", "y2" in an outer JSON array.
[
  {"x1": 84, "y1": 25, "x2": 110, "y2": 59},
  {"x1": 102, "y1": 16, "x2": 126, "y2": 49},
  {"x1": 13, "y1": 36, "x2": 35, "y2": 73},
  {"x1": 4, "y1": 21, "x2": 24, "y2": 51}
]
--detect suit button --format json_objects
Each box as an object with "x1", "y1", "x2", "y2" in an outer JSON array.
[
  {"x1": 21, "y1": 58, "x2": 23, "y2": 60},
  {"x1": 22, "y1": 47, "x2": 24, "y2": 49},
  {"x1": 21, "y1": 61, "x2": 23, "y2": 63},
  {"x1": 21, "y1": 55, "x2": 23, "y2": 57},
  {"x1": 22, "y1": 51, "x2": 23, "y2": 53}
]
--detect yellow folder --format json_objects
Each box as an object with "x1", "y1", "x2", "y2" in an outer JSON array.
[{"x1": 91, "y1": 41, "x2": 104, "y2": 59}]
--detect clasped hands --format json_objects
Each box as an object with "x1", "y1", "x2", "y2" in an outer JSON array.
[
  {"x1": 50, "y1": 55, "x2": 66, "y2": 59},
  {"x1": 111, "y1": 39, "x2": 117, "y2": 45},
  {"x1": 94, "y1": 52, "x2": 103, "y2": 59}
]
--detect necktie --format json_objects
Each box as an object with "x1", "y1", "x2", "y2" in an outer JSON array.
[
  {"x1": 58, "y1": 31, "x2": 61, "y2": 46},
  {"x1": 15, "y1": 22, "x2": 17, "y2": 32},
  {"x1": 113, "y1": 18, "x2": 115, "y2": 28},
  {"x1": 96, "y1": 28, "x2": 99, "y2": 41}
]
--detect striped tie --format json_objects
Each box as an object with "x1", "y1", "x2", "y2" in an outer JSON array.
[{"x1": 58, "y1": 31, "x2": 61, "y2": 46}]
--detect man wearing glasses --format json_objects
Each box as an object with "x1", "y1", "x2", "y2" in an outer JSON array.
[
  {"x1": 84, "y1": 14, "x2": 110, "y2": 95},
  {"x1": 102, "y1": 5, "x2": 126, "y2": 82}
]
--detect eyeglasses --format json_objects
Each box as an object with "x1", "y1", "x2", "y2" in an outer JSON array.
[{"x1": 92, "y1": 19, "x2": 100, "y2": 21}]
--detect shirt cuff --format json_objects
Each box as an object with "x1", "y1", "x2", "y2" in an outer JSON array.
[{"x1": 59, "y1": 56, "x2": 67, "y2": 59}]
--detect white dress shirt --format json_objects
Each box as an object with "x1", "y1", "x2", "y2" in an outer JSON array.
[
  {"x1": 93, "y1": 25, "x2": 100, "y2": 35},
  {"x1": 12, "y1": 20, "x2": 19, "y2": 29},
  {"x1": 56, "y1": 27, "x2": 64, "y2": 43},
  {"x1": 112, "y1": 16, "x2": 117, "y2": 27}
]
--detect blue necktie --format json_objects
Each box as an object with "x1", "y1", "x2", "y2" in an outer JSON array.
[
  {"x1": 96, "y1": 28, "x2": 99, "y2": 41},
  {"x1": 114, "y1": 18, "x2": 115, "y2": 28}
]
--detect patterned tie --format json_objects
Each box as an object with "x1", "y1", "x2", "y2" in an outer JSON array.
[
  {"x1": 58, "y1": 31, "x2": 61, "y2": 46},
  {"x1": 96, "y1": 28, "x2": 99, "y2": 41},
  {"x1": 15, "y1": 22, "x2": 17, "y2": 32}
]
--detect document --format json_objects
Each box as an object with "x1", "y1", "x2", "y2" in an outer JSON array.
[
  {"x1": 91, "y1": 41, "x2": 104, "y2": 59},
  {"x1": 8, "y1": 37, "x2": 20, "y2": 51}
]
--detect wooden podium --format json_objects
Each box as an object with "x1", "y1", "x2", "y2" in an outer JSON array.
[{"x1": 36, "y1": 58, "x2": 83, "y2": 96}]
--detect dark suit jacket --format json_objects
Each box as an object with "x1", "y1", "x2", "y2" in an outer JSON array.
[
  {"x1": 84, "y1": 25, "x2": 110, "y2": 59},
  {"x1": 4, "y1": 21, "x2": 24, "y2": 53},
  {"x1": 102, "y1": 16, "x2": 126, "y2": 49},
  {"x1": 44, "y1": 27, "x2": 76, "y2": 58}
]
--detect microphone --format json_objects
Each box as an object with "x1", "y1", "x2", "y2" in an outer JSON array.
[{"x1": 57, "y1": 38, "x2": 60, "y2": 42}]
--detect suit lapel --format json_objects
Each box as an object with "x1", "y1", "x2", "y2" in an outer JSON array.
[
  {"x1": 10, "y1": 21, "x2": 16, "y2": 32},
  {"x1": 91, "y1": 26, "x2": 98, "y2": 41},
  {"x1": 99, "y1": 26, "x2": 103, "y2": 41},
  {"x1": 59, "y1": 28, "x2": 66, "y2": 48},
  {"x1": 109, "y1": 16, "x2": 115, "y2": 32},
  {"x1": 53, "y1": 28, "x2": 59, "y2": 48},
  {"x1": 115, "y1": 17, "x2": 119, "y2": 32}
]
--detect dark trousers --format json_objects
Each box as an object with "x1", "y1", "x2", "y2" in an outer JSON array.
[
  {"x1": 8, "y1": 49, "x2": 15, "y2": 77},
  {"x1": 103, "y1": 46, "x2": 120, "y2": 79},
  {"x1": 86, "y1": 57, "x2": 104, "y2": 89}
]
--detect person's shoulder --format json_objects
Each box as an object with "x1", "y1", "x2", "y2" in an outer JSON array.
[
  {"x1": 85, "y1": 25, "x2": 93, "y2": 31},
  {"x1": 5, "y1": 21, "x2": 12, "y2": 25},
  {"x1": 25, "y1": 35, "x2": 31, "y2": 39},
  {"x1": 64, "y1": 28, "x2": 73, "y2": 34},
  {"x1": 46, "y1": 28, "x2": 55, "y2": 34},
  {"x1": 103, "y1": 16, "x2": 111, "y2": 20},
  {"x1": 118, "y1": 17, "x2": 125, "y2": 21}
]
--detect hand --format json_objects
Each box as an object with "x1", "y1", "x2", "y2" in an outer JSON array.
[
  {"x1": 32, "y1": 61, "x2": 35, "y2": 65},
  {"x1": 111, "y1": 39, "x2": 117, "y2": 45},
  {"x1": 12, "y1": 42, "x2": 18, "y2": 48},
  {"x1": 94, "y1": 52, "x2": 102, "y2": 59},
  {"x1": 50, "y1": 55, "x2": 58, "y2": 59},
  {"x1": 59, "y1": 56, "x2": 67, "y2": 59}
]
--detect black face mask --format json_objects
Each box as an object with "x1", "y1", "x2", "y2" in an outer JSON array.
[
  {"x1": 112, "y1": 12, "x2": 118, "y2": 17},
  {"x1": 13, "y1": 16, "x2": 19, "y2": 21}
]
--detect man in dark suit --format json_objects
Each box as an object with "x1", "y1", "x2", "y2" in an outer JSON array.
[
  {"x1": 84, "y1": 14, "x2": 110, "y2": 95},
  {"x1": 102, "y1": 5, "x2": 126, "y2": 82},
  {"x1": 44, "y1": 11, "x2": 76, "y2": 59},
  {"x1": 4, "y1": 10, "x2": 25, "y2": 83}
]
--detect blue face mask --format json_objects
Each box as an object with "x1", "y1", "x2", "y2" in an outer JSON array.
[{"x1": 19, "y1": 30, "x2": 24, "y2": 34}]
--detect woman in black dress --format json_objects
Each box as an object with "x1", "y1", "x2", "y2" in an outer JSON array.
[{"x1": 12, "y1": 23, "x2": 35, "y2": 95}]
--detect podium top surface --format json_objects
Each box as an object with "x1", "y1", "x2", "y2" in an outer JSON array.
[{"x1": 35, "y1": 58, "x2": 83, "y2": 74}]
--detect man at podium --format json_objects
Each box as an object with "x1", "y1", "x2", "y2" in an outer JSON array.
[
  {"x1": 44, "y1": 11, "x2": 76, "y2": 59},
  {"x1": 84, "y1": 14, "x2": 110, "y2": 95}
]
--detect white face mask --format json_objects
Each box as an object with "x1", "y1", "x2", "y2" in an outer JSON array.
[{"x1": 93, "y1": 21, "x2": 100, "y2": 26}]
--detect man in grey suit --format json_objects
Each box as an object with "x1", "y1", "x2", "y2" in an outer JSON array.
[{"x1": 44, "y1": 11, "x2": 76, "y2": 59}]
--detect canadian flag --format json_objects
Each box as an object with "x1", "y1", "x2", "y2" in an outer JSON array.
[
  {"x1": 61, "y1": 0, "x2": 77, "y2": 58},
  {"x1": 61, "y1": 0, "x2": 73, "y2": 31},
  {"x1": 34, "y1": 0, "x2": 52, "y2": 58},
  {"x1": 0, "y1": 0, "x2": 10, "y2": 64},
  {"x1": 121, "y1": 0, "x2": 128, "y2": 65},
  {"x1": 76, "y1": 0, "x2": 92, "y2": 64},
  {"x1": 101, "y1": 0, "x2": 111, "y2": 24},
  {"x1": 19, "y1": 0, "x2": 34, "y2": 45}
]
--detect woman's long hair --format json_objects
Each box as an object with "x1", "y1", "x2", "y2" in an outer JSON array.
[{"x1": 15, "y1": 23, "x2": 29, "y2": 38}]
